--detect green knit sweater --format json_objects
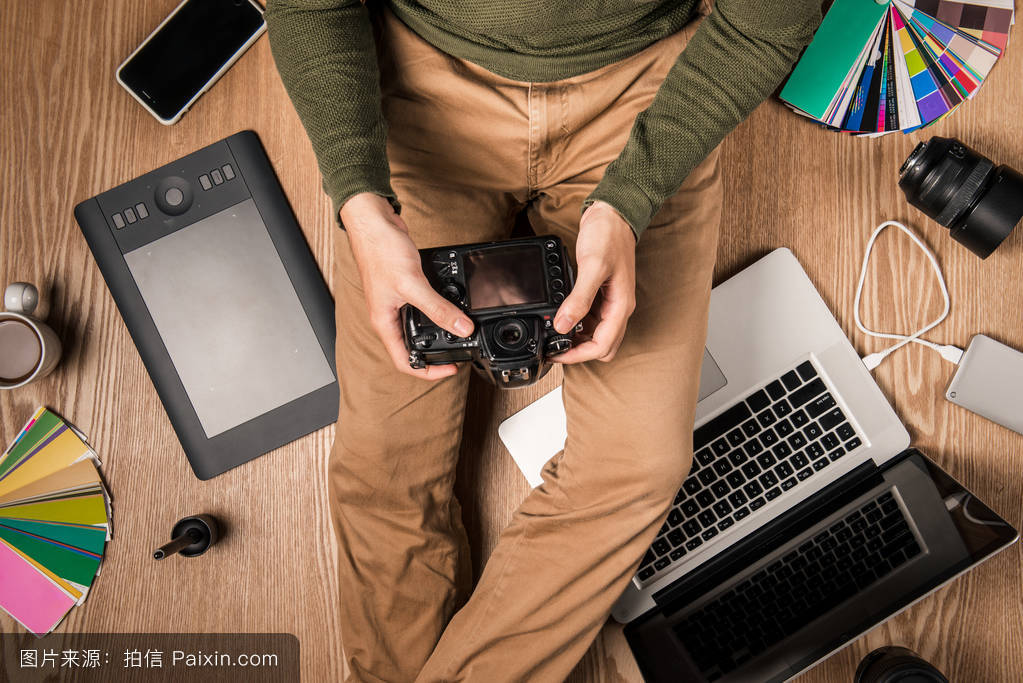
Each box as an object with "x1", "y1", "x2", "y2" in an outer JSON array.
[{"x1": 265, "y1": 0, "x2": 821, "y2": 238}]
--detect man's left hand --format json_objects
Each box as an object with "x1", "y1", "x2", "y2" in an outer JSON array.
[{"x1": 553, "y1": 200, "x2": 637, "y2": 364}]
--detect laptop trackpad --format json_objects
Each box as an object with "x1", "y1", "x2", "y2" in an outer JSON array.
[{"x1": 698, "y1": 348, "x2": 727, "y2": 402}]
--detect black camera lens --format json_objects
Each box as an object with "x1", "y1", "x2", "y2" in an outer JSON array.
[
  {"x1": 855, "y1": 647, "x2": 948, "y2": 683},
  {"x1": 899, "y1": 136, "x2": 1023, "y2": 258},
  {"x1": 493, "y1": 318, "x2": 530, "y2": 353}
]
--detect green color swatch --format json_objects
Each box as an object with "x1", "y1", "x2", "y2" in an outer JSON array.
[
  {"x1": 0, "y1": 410, "x2": 63, "y2": 477},
  {"x1": 0, "y1": 525, "x2": 101, "y2": 586},
  {"x1": 0, "y1": 518, "x2": 107, "y2": 555},
  {"x1": 780, "y1": 0, "x2": 887, "y2": 118}
]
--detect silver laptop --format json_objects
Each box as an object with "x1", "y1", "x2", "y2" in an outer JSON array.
[{"x1": 498, "y1": 248, "x2": 1017, "y2": 680}]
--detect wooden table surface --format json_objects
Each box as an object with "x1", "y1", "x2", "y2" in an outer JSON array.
[{"x1": 2, "y1": 1, "x2": 1021, "y2": 681}]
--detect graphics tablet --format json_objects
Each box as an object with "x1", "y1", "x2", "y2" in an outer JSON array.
[{"x1": 75, "y1": 131, "x2": 337, "y2": 479}]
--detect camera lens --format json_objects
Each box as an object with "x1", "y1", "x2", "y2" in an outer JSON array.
[
  {"x1": 493, "y1": 318, "x2": 530, "y2": 353},
  {"x1": 898, "y1": 136, "x2": 1023, "y2": 258},
  {"x1": 855, "y1": 647, "x2": 948, "y2": 683}
]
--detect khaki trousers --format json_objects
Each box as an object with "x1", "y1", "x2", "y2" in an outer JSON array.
[{"x1": 330, "y1": 9, "x2": 722, "y2": 682}]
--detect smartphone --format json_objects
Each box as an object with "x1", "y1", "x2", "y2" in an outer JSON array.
[{"x1": 117, "y1": 0, "x2": 266, "y2": 125}]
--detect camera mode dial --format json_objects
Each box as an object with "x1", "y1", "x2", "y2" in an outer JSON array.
[
  {"x1": 544, "y1": 335, "x2": 573, "y2": 356},
  {"x1": 432, "y1": 252, "x2": 458, "y2": 278}
]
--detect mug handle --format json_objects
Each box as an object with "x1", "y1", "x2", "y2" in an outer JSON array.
[{"x1": 4, "y1": 283, "x2": 39, "y2": 315}]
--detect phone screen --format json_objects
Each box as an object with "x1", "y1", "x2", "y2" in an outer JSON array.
[{"x1": 118, "y1": 0, "x2": 265, "y2": 121}]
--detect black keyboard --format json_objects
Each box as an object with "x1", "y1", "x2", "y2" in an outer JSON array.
[
  {"x1": 672, "y1": 490, "x2": 920, "y2": 681},
  {"x1": 637, "y1": 360, "x2": 865, "y2": 584}
]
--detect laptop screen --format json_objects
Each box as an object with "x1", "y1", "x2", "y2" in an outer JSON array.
[{"x1": 625, "y1": 451, "x2": 1018, "y2": 683}]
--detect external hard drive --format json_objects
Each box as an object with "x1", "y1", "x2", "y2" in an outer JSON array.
[{"x1": 946, "y1": 334, "x2": 1023, "y2": 435}]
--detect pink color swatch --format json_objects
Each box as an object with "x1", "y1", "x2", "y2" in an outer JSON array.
[{"x1": 0, "y1": 539, "x2": 75, "y2": 634}]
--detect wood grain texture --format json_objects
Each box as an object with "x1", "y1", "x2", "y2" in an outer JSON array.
[{"x1": 1, "y1": 1, "x2": 1020, "y2": 681}]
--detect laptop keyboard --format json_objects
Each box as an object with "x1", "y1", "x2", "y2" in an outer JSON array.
[
  {"x1": 671, "y1": 490, "x2": 921, "y2": 680},
  {"x1": 637, "y1": 360, "x2": 865, "y2": 585}
]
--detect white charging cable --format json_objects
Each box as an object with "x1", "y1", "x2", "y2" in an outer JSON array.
[{"x1": 854, "y1": 220, "x2": 964, "y2": 371}]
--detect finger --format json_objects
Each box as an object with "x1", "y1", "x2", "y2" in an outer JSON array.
[
  {"x1": 594, "y1": 336, "x2": 625, "y2": 364},
  {"x1": 554, "y1": 258, "x2": 608, "y2": 334},
  {"x1": 555, "y1": 291, "x2": 632, "y2": 364},
  {"x1": 403, "y1": 279, "x2": 474, "y2": 338},
  {"x1": 555, "y1": 316, "x2": 623, "y2": 363},
  {"x1": 373, "y1": 309, "x2": 460, "y2": 380},
  {"x1": 415, "y1": 363, "x2": 461, "y2": 380},
  {"x1": 593, "y1": 272, "x2": 636, "y2": 358},
  {"x1": 553, "y1": 339, "x2": 607, "y2": 365}
]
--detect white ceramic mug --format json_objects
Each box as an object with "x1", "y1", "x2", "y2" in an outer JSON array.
[{"x1": 0, "y1": 283, "x2": 62, "y2": 389}]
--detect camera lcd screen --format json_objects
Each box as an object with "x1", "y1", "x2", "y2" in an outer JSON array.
[{"x1": 465, "y1": 245, "x2": 546, "y2": 311}]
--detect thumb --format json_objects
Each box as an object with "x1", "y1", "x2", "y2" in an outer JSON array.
[
  {"x1": 405, "y1": 279, "x2": 475, "y2": 338},
  {"x1": 554, "y1": 262, "x2": 605, "y2": 334}
]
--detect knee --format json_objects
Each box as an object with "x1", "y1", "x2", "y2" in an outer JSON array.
[
  {"x1": 330, "y1": 417, "x2": 391, "y2": 483},
  {"x1": 329, "y1": 415, "x2": 458, "y2": 509},
  {"x1": 567, "y1": 428, "x2": 692, "y2": 509},
  {"x1": 328, "y1": 437, "x2": 384, "y2": 505},
  {"x1": 629, "y1": 440, "x2": 692, "y2": 506}
]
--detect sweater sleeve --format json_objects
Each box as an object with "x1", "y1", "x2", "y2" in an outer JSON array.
[
  {"x1": 584, "y1": 0, "x2": 822, "y2": 239},
  {"x1": 264, "y1": 0, "x2": 398, "y2": 221}
]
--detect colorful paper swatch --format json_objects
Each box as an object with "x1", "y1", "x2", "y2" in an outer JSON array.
[
  {"x1": 780, "y1": 0, "x2": 1014, "y2": 135},
  {"x1": 0, "y1": 407, "x2": 111, "y2": 635},
  {"x1": 0, "y1": 540, "x2": 78, "y2": 635}
]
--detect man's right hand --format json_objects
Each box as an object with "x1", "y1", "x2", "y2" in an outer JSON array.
[{"x1": 340, "y1": 192, "x2": 474, "y2": 379}]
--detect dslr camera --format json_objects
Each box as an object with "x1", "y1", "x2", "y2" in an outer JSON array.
[{"x1": 402, "y1": 235, "x2": 577, "y2": 388}]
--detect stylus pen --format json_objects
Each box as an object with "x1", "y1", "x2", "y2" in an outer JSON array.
[{"x1": 153, "y1": 529, "x2": 201, "y2": 560}]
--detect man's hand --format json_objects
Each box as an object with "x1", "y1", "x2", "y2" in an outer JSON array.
[
  {"x1": 553, "y1": 200, "x2": 637, "y2": 364},
  {"x1": 341, "y1": 192, "x2": 474, "y2": 379}
]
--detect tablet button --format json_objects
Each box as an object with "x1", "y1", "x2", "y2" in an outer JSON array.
[
  {"x1": 199, "y1": 174, "x2": 212, "y2": 190},
  {"x1": 222, "y1": 164, "x2": 235, "y2": 180},
  {"x1": 211, "y1": 169, "x2": 224, "y2": 185},
  {"x1": 135, "y1": 203, "x2": 149, "y2": 219},
  {"x1": 112, "y1": 213, "x2": 125, "y2": 229},
  {"x1": 124, "y1": 207, "x2": 137, "y2": 224},
  {"x1": 154, "y1": 176, "x2": 193, "y2": 216}
]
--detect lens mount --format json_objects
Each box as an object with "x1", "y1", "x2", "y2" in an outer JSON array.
[{"x1": 899, "y1": 141, "x2": 927, "y2": 176}]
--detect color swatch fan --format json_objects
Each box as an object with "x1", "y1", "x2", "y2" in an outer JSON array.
[
  {"x1": 780, "y1": 0, "x2": 1014, "y2": 134},
  {"x1": 0, "y1": 408, "x2": 112, "y2": 635}
]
